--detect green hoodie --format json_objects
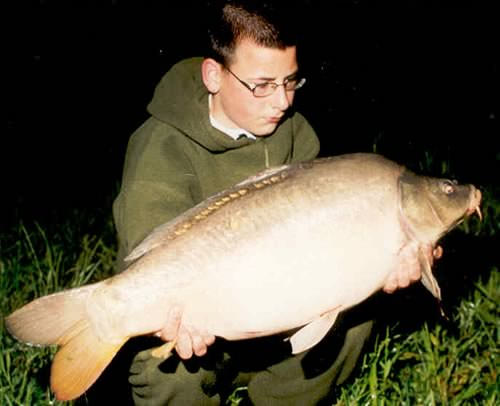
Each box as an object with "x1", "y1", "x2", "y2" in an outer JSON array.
[{"x1": 113, "y1": 57, "x2": 320, "y2": 269}]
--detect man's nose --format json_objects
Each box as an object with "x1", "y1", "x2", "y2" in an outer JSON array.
[{"x1": 273, "y1": 85, "x2": 291, "y2": 111}]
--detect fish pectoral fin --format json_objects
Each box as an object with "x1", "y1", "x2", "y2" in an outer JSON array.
[
  {"x1": 288, "y1": 309, "x2": 340, "y2": 354},
  {"x1": 418, "y1": 245, "x2": 442, "y2": 301},
  {"x1": 50, "y1": 320, "x2": 127, "y2": 401},
  {"x1": 418, "y1": 245, "x2": 447, "y2": 317}
]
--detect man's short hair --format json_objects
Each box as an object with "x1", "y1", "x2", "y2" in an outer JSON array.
[{"x1": 207, "y1": 0, "x2": 300, "y2": 66}]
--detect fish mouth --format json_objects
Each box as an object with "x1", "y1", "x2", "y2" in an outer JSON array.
[
  {"x1": 451, "y1": 187, "x2": 482, "y2": 231},
  {"x1": 466, "y1": 187, "x2": 482, "y2": 221},
  {"x1": 465, "y1": 186, "x2": 483, "y2": 221}
]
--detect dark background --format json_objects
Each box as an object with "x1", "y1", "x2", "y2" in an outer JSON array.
[{"x1": 3, "y1": 1, "x2": 498, "y2": 226}]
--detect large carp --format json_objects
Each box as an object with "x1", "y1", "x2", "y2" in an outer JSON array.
[{"x1": 5, "y1": 153, "x2": 481, "y2": 400}]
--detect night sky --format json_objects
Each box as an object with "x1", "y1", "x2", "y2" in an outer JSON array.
[{"x1": 3, "y1": 3, "x2": 498, "y2": 226}]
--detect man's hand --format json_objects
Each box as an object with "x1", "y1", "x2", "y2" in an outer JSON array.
[
  {"x1": 155, "y1": 306, "x2": 216, "y2": 359},
  {"x1": 383, "y1": 244, "x2": 443, "y2": 294}
]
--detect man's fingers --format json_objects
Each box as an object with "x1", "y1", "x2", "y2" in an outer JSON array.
[
  {"x1": 175, "y1": 326, "x2": 216, "y2": 358},
  {"x1": 383, "y1": 283, "x2": 397, "y2": 294},
  {"x1": 154, "y1": 306, "x2": 217, "y2": 359},
  {"x1": 382, "y1": 273, "x2": 398, "y2": 293},
  {"x1": 397, "y1": 273, "x2": 411, "y2": 289},
  {"x1": 433, "y1": 245, "x2": 443, "y2": 260},
  {"x1": 384, "y1": 243, "x2": 441, "y2": 294},
  {"x1": 175, "y1": 326, "x2": 194, "y2": 360},
  {"x1": 158, "y1": 306, "x2": 182, "y2": 342},
  {"x1": 383, "y1": 262, "x2": 420, "y2": 293},
  {"x1": 189, "y1": 327, "x2": 208, "y2": 357},
  {"x1": 408, "y1": 264, "x2": 421, "y2": 282},
  {"x1": 203, "y1": 333, "x2": 216, "y2": 347}
]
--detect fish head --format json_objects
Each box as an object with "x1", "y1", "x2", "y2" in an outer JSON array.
[{"x1": 398, "y1": 170, "x2": 482, "y2": 244}]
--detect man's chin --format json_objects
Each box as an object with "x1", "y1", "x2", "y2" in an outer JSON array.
[{"x1": 252, "y1": 123, "x2": 279, "y2": 137}]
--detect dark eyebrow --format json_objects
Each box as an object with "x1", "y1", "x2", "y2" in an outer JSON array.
[
  {"x1": 250, "y1": 70, "x2": 300, "y2": 82},
  {"x1": 285, "y1": 70, "x2": 300, "y2": 80}
]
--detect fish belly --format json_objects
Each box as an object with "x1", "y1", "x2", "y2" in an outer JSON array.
[{"x1": 178, "y1": 213, "x2": 402, "y2": 340}]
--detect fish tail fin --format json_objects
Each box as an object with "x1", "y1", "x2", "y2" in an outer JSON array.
[
  {"x1": 5, "y1": 283, "x2": 127, "y2": 400},
  {"x1": 50, "y1": 320, "x2": 127, "y2": 400},
  {"x1": 5, "y1": 284, "x2": 98, "y2": 346}
]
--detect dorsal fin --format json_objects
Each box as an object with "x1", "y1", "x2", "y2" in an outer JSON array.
[{"x1": 125, "y1": 163, "x2": 295, "y2": 263}]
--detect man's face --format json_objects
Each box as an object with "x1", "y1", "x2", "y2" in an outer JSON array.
[{"x1": 211, "y1": 39, "x2": 299, "y2": 137}]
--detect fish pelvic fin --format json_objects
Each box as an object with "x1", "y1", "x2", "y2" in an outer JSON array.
[
  {"x1": 50, "y1": 320, "x2": 127, "y2": 401},
  {"x1": 289, "y1": 308, "x2": 340, "y2": 354},
  {"x1": 5, "y1": 284, "x2": 98, "y2": 346},
  {"x1": 151, "y1": 338, "x2": 177, "y2": 359}
]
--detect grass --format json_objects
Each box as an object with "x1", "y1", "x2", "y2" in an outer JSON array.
[
  {"x1": 0, "y1": 213, "x2": 117, "y2": 406},
  {"x1": 0, "y1": 182, "x2": 498, "y2": 405},
  {"x1": 333, "y1": 271, "x2": 499, "y2": 406}
]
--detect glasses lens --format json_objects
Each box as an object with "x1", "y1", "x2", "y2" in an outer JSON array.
[
  {"x1": 253, "y1": 83, "x2": 274, "y2": 97},
  {"x1": 289, "y1": 78, "x2": 306, "y2": 91},
  {"x1": 252, "y1": 78, "x2": 306, "y2": 97}
]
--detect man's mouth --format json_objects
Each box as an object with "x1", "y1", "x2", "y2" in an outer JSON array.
[{"x1": 267, "y1": 116, "x2": 283, "y2": 123}]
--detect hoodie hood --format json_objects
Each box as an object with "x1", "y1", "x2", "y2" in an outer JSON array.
[{"x1": 147, "y1": 57, "x2": 253, "y2": 152}]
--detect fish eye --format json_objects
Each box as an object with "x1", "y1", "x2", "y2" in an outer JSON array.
[{"x1": 441, "y1": 180, "x2": 455, "y2": 194}]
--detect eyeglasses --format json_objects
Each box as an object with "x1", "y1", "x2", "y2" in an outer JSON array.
[{"x1": 225, "y1": 67, "x2": 306, "y2": 98}]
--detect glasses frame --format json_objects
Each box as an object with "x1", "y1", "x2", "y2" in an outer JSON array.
[{"x1": 224, "y1": 66, "x2": 306, "y2": 98}]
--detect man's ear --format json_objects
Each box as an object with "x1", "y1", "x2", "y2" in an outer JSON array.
[{"x1": 201, "y1": 58, "x2": 223, "y2": 93}]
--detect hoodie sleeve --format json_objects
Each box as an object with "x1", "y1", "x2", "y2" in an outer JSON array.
[{"x1": 112, "y1": 119, "x2": 199, "y2": 270}]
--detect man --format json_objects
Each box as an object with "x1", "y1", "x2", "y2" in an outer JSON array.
[{"x1": 112, "y1": 1, "x2": 422, "y2": 404}]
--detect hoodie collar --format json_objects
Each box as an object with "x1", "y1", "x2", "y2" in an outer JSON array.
[
  {"x1": 147, "y1": 57, "x2": 255, "y2": 152},
  {"x1": 208, "y1": 94, "x2": 256, "y2": 141}
]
